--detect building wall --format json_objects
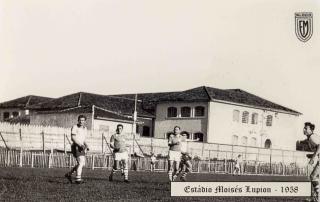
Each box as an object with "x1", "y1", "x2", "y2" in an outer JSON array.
[
  {"x1": 93, "y1": 119, "x2": 133, "y2": 136},
  {"x1": 136, "y1": 117, "x2": 154, "y2": 137},
  {"x1": 30, "y1": 112, "x2": 152, "y2": 138},
  {"x1": 207, "y1": 101, "x2": 300, "y2": 150},
  {"x1": 154, "y1": 102, "x2": 208, "y2": 140},
  {"x1": 30, "y1": 113, "x2": 93, "y2": 129},
  {"x1": 0, "y1": 108, "x2": 30, "y2": 121}
]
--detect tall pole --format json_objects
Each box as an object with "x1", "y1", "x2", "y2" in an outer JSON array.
[
  {"x1": 92, "y1": 105, "x2": 95, "y2": 136},
  {"x1": 132, "y1": 94, "x2": 137, "y2": 155}
]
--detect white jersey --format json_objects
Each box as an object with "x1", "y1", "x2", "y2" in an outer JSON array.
[
  {"x1": 71, "y1": 124, "x2": 87, "y2": 145},
  {"x1": 310, "y1": 133, "x2": 320, "y2": 148}
]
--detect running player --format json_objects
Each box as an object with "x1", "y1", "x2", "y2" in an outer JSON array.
[
  {"x1": 233, "y1": 154, "x2": 242, "y2": 176},
  {"x1": 65, "y1": 115, "x2": 89, "y2": 184},
  {"x1": 304, "y1": 122, "x2": 319, "y2": 202},
  {"x1": 168, "y1": 126, "x2": 182, "y2": 182},
  {"x1": 109, "y1": 124, "x2": 129, "y2": 183}
]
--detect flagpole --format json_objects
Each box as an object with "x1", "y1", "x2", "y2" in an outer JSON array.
[
  {"x1": 92, "y1": 105, "x2": 95, "y2": 136},
  {"x1": 132, "y1": 94, "x2": 137, "y2": 155}
]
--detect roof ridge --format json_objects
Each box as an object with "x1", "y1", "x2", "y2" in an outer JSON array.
[
  {"x1": 203, "y1": 86, "x2": 213, "y2": 101},
  {"x1": 25, "y1": 95, "x2": 32, "y2": 107},
  {"x1": 77, "y1": 92, "x2": 82, "y2": 107},
  {"x1": 107, "y1": 95, "x2": 142, "y2": 102}
]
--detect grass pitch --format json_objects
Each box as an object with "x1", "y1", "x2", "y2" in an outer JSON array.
[{"x1": 0, "y1": 167, "x2": 309, "y2": 201}]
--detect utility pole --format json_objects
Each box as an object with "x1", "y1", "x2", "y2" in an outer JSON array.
[{"x1": 132, "y1": 94, "x2": 137, "y2": 155}]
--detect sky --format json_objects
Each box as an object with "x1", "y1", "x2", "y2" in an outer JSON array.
[{"x1": 0, "y1": 0, "x2": 319, "y2": 138}]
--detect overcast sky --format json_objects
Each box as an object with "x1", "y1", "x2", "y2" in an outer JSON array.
[{"x1": 0, "y1": 0, "x2": 319, "y2": 137}]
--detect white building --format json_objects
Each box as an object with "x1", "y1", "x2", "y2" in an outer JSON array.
[{"x1": 153, "y1": 87, "x2": 301, "y2": 150}]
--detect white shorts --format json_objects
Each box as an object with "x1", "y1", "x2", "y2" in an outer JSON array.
[
  {"x1": 168, "y1": 150, "x2": 181, "y2": 161},
  {"x1": 114, "y1": 152, "x2": 129, "y2": 161}
]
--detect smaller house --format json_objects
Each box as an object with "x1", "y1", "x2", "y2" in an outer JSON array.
[
  {"x1": 0, "y1": 95, "x2": 53, "y2": 124},
  {"x1": 28, "y1": 92, "x2": 155, "y2": 137}
]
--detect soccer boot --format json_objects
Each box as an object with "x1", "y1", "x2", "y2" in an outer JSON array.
[
  {"x1": 64, "y1": 173, "x2": 72, "y2": 183},
  {"x1": 172, "y1": 174, "x2": 178, "y2": 182},
  {"x1": 109, "y1": 175, "x2": 113, "y2": 182},
  {"x1": 75, "y1": 179, "x2": 84, "y2": 184}
]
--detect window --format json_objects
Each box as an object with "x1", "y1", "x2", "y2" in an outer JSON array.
[
  {"x1": 241, "y1": 136, "x2": 248, "y2": 146},
  {"x1": 12, "y1": 111, "x2": 19, "y2": 117},
  {"x1": 167, "y1": 107, "x2": 177, "y2": 118},
  {"x1": 266, "y1": 115, "x2": 273, "y2": 126},
  {"x1": 136, "y1": 125, "x2": 139, "y2": 133},
  {"x1": 251, "y1": 137, "x2": 257, "y2": 147},
  {"x1": 142, "y1": 126, "x2": 150, "y2": 137},
  {"x1": 233, "y1": 110, "x2": 240, "y2": 122},
  {"x1": 195, "y1": 106, "x2": 205, "y2": 117},
  {"x1": 265, "y1": 139, "x2": 272, "y2": 149},
  {"x1": 232, "y1": 135, "x2": 238, "y2": 145},
  {"x1": 193, "y1": 132, "x2": 204, "y2": 142},
  {"x1": 3, "y1": 112, "x2": 10, "y2": 120},
  {"x1": 251, "y1": 113, "x2": 258, "y2": 124},
  {"x1": 242, "y1": 111, "x2": 249, "y2": 123},
  {"x1": 181, "y1": 107, "x2": 191, "y2": 117}
]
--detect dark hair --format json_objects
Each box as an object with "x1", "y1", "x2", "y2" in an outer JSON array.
[
  {"x1": 304, "y1": 122, "x2": 315, "y2": 131},
  {"x1": 173, "y1": 126, "x2": 180, "y2": 130},
  {"x1": 117, "y1": 124, "x2": 124, "y2": 129},
  {"x1": 78, "y1": 115, "x2": 87, "y2": 121}
]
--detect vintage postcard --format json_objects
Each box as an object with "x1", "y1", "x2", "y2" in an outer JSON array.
[{"x1": 0, "y1": 0, "x2": 319, "y2": 201}]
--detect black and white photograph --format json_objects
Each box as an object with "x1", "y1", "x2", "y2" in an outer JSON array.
[{"x1": 0, "y1": 0, "x2": 319, "y2": 201}]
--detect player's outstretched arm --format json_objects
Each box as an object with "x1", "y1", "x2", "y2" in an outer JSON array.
[{"x1": 186, "y1": 138, "x2": 200, "y2": 142}]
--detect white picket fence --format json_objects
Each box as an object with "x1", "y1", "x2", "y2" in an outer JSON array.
[
  {"x1": 0, "y1": 148, "x2": 311, "y2": 176},
  {"x1": 0, "y1": 122, "x2": 312, "y2": 168}
]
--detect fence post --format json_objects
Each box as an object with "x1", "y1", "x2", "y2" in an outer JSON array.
[
  {"x1": 19, "y1": 128, "x2": 23, "y2": 167},
  {"x1": 151, "y1": 138, "x2": 153, "y2": 154},
  {"x1": 48, "y1": 150, "x2": 52, "y2": 168},
  {"x1": 31, "y1": 153, "x2": 34, "y2": 168},
  {"x1": 42, "y1": 131, "x2": 45, "y2": 153},
  {"x1": 6, "y1": 150, "x2": 9, "y2": 167},
  {"x1": 231, "y1": 145, "x2": 234, "y2": 160},
  {"x1": 92, "y1": 155, "x2": 95, "y2": 170},
  {"x1": 270, "y1": 149, "x2": 272, "y2": 175},
  {"x1": 224, "y1": 154, "x2": 227, "y2": 174},
  {"x1": 282, "y1": 150, "x2": 285, "y2": 175},
  {"x1": 64, "y1": 134, "x2": 66, "y2": 154},
  {"x1": 102, "y1": 133, "x2": 104, "y2": 154}
]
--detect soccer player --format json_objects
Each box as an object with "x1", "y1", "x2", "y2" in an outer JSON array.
[
  {"x1": 65, "y1": 115, "x2": 89, "y2": 184},
  {"x1": 304, "y1": 122, "x2": 319, "y2": 202},
  {"x1": 109, "y1": 124, "x2": 129, "y2": 183},
  {"x1": 168, "y1": 126, "x2": 182, "y2": 182},
  {"x1": 177, "y1": 132, "x2": 197, "y2": 181},
  {"x1": 233, "y1": 154, "x2": 242, "y2": 176},
  {"x1": 150, "y1": 153, "x2": 157, "y2": 172}
]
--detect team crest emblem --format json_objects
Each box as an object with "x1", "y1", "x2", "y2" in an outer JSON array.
[{"x1": 295, "y1": 12, "x2": 313, "y2": 42}]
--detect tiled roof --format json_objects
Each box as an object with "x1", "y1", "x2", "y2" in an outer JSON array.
[
  {"x1": 37, "y1": 106, "x2": 135, "y2": 122},
  {"x1": 27, "y1": 86, "x2": 300, "y2": 116},
  {"x1": 30, "y1": 92, "x2": 155, "y2": 118},
  {"x1": 154, "y1": 86, "x2": 300, "y2": 114},
  {"x1": 0, "y1": 95, "x2": 53, "y2": 109}
]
